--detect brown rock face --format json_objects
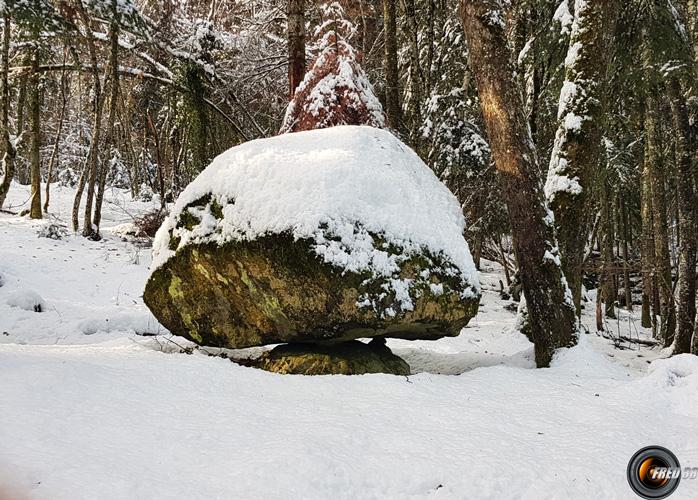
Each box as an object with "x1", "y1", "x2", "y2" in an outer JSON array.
[{"x1": 144, "y1": 233, "x2": 479, "y2": 349}]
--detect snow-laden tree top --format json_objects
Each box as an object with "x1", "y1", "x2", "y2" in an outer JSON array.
[
  {"x1": 280, "y1": 2, "x2": 385, "y2": 133},
  {"x1": 152, "y1": 125, "x2": 479, "y2": 299}
]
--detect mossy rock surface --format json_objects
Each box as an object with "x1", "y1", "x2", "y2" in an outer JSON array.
[
  {"x1": 253, "y1": 340, "x2": 410, "y2": 376},
  {"x1": 144, "y1": 232, "x2": 479, "y2": 349}
]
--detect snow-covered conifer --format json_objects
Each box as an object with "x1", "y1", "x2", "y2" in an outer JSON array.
[{"x1": 280, "y1": 2, "x2": 385, "y2": 133}]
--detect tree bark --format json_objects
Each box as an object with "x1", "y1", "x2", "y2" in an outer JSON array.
[
  {"x1": 401, "y1": 0, "x2": 423, "y2": 144},
  {"x1": 689, "y1": 0, "x2": 698, "y2": 76},
  {"x1": 693, "y1": 311, "x2": 698, "y2": 354},
  {"x1": 644, "y1": 89, "x2": 676, "y2": 344},
  {"x1": 44, "y1": 66, "x2": 68, "y2": 213},
  {"x1": 73, "y1": 0, "x2": 104, "y2": 238},
  {"x1": 620, "y1": 198, "x2": 633, "y2": 312},
  {"x1": 545, "y1": 0, "x2": 613, "y2": 315},
  {"x1": 93, "y1": 1, "x2": 120, "y2": 232},
  {"x1": 287, "y1": 0, "x2": 306, "y2": 97},
  {"x1": 28, "y1": 41, "x2": 42, "y2": 219},
  {"x1": 0, "y1": 12, "x2": 14, "y2": 209},
  {"x1": 383, "y1": 0, "x2": 402, "y2": 131},
  {"x1": 425, "y1": 0, "x2": 435, "y2": 95},
  {"x1": 640, "y1": 149, "x2": 655, "y2": 329},
  {"x1": 668, "y1": 77, "x2": 696, "y2": 354},
  {"x1": 600, "y1": 178, "x2": 616, "y2": 319},
  {"x1": 460, "y1": 0, "x2": 577, "y2": 367}
]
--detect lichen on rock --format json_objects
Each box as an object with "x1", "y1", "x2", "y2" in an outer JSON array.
[
  {"x1": 145, "y1": 232, "x2": 478, "y2": 349},
  {"x1": 144, "y1": 126, "x2": 481, "y2": 355}
]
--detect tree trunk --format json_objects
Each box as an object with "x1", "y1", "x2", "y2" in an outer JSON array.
[
  {"x1": 460, "y1": 0, "x2": 577, "y2": 367},
  {"x1": 287, "y1": 0, "x2": 306, "y2": 97},
  {"x1": 146, "y1": 110, "x2": 166, "y2": 209},
  {"x1": 497, "y1": 236, "x2": 511, "y2": 286},
  {"x1": 0, "y1": 12, "x2": 14, "y2": 209},
  {"x1": 44, "y1": 66, "x2": 68, "y2": 213},
  {"x1": 93, "y1": 2, "x2": 120, "y2": 232},
  {"x1": 693, "y1": 311, "x2": 698, "y2": 354},
  {"x1": 668, "y1": 77, "x2": 696, "y2": 354},
  {"x1": 640, "y1": 148, "x2": 656, "y2": 329},
  {"x1": 620, "y1": 198, "x2": 633, "y2": 312},
  {"x1": 426, "y1": 0, "x2": 435, "y2": 95},
  {"x1": 689, "y1": 0, "x2": 698, "y2": 76},
  {"x1": 600, "y1": 179, "x2": 616, "y2": 319},
  {"x1": 640, "y1": 19, "x2": 676, "y2": 341},
  {"x1": 401, "y1": 0, "x2": 423, "y2": 145},
  {"x1": 645, "y1": 90, "x2": 676, "y2": 344},
  {"x1": 382, "y1": 0, "x2": 402, "y2": 131},
  {"x1": 545, "y1": 0, "x2": 613, "y2": 315},
  {"x1": 74, "y1": 0, "x2": 104, "y2": 238},
  {"x1": 596, "y1": 283, "x2": 604, "y2": 331},
  {"x1": 28, "y1": 42, "x2": 42, "y2": 219}
]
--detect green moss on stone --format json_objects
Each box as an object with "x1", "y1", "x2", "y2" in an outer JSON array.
[
  {"x1": 178, "y1": 210, "x2": 201, "y2": 231},
  {"x1": 254, "y1": 340, "x2": 410, "y2": 375},
  {"x1": 143, "y1": 231, "x2": 480, "y2": 350},
  {"x1": 210, "y1": 199, "x2": 224, "y2": 219}
]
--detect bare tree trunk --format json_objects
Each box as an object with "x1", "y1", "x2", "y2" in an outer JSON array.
[
  {"x1": 93, "y1": 2, "x2": 120, "y2": 232},
  {"x1": 0, "y1": 12, "x2": 14, "y2": 209},
  {"x1": 401, "y1": 0, "x2": 423, "y2": 144},
  {"x1": 640, "y1": 150, "x2": 655, "y2": 329},
  {"x1": 120, "y1": 93, "x2": 140, "y2": 198},
  {"x1": 28, "y1": 41, "x2": 42, "y2": 219},
  {"x1": 383, "y1": 0, "x2": 402, "y2": 131},
  {"x1": 497, "y1": 236, "x2": 511, "y2": 286},
  {"x1": 668, "y1": 77, "x2": 696, "y2": 354},
  {"x1": 640, "y1": 20, "x2": 675, "y2": 341},
  {"x1": 600, "y1": 179, "x2": 616, "y2": 319},
  {"x1": 44, "y1": 66, "x2": 68, "y2": 213},
  {"x1": 71, "y1": 71, "x2": 89, "y2": 231},
  {"x1": 693, "y1": 314, "x2": 698, "y2": 354},
  {"x1": 545, "y1": 0, "x2": 614, "y2": 315},
  {"x1": 596, "y1": 283, "x2": 604, "y2": 331},
  {"x1": 645, "y1": 90, "x2": 676, "y2": 344},
  {"x1": 460, "y1": 0, "x2": 577, "y2": 367},
  {"x1": 74, "y1": 0, "x2": 104, "y2": 238},
  {"x1": 689, "y1": 0, "x2": 698, "y2": 76},
  {"x1": 287, "y1": 0, "x2": 305, "y2": 97},
  {"x1": 425, "y1": 0, "x2": 435, "y2": 95},
  {"x1": 146, "y1": 110, "x2": 166, "y2": 209},
  {"x1": 620, "y1": 198, "x2": 633, "y2": 312}
]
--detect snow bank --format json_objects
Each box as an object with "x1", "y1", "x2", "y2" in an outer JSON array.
[
  {"x1": 152, "y1": 126, "x2": 479, "y2": 298},
  {"x1": 6, "y1": 289, "x2": 45, "y2": 313},
  {"x1": 646, "y1": 354, "x2": 698, "y2": 389},
  {"x1": 78, "y1": 311, "x2": 162, "y2": 336}
]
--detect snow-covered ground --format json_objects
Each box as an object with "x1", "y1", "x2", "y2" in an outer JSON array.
[{"x1": 1, "y1": 182, "x2": 697, "y2": 499}]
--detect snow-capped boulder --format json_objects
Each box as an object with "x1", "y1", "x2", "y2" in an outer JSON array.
[{"x1": 144, "y1": 126, "x2": 480, "y2": 349}]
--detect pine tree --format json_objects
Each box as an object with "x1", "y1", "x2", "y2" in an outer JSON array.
[{"x1": 280, "y1": 2, "x2": 385, "y2": 133}]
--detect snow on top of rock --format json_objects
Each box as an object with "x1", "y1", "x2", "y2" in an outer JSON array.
[{"x1": 152, "y1": 125, "x2": 479, "y2": 297}]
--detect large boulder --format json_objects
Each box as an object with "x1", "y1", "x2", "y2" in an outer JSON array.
[
  {"x1": 144, "y1": 126, "x2": 480, "y2": 349},
  {"x1": 253, "y1": 340, "x2": 411, "y2": 376}
]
